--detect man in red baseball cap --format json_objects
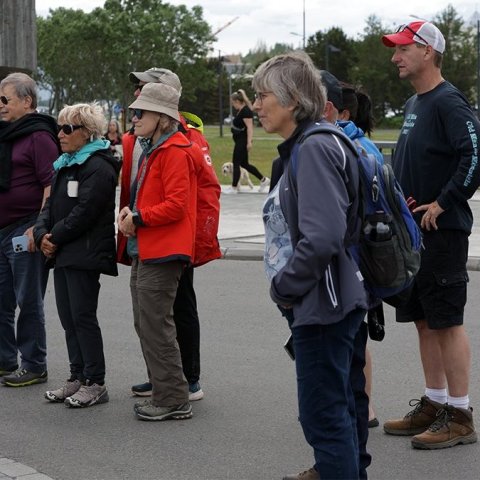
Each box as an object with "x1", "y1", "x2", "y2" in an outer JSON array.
[{"x1": 381, "y1": 21, "x2": 480, "y2": 450}]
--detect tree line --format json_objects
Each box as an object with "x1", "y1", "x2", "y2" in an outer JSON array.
[{"x1": 36, "y1": 1, "x2": 478, "y2": 126}]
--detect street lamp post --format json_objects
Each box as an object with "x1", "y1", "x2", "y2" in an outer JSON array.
[
  {"x1": 302, "y1": 0, "x2": 306, "y2": 50},
  {"x1": 218, "y1": 50, "x2": 224, "y2": 137}
]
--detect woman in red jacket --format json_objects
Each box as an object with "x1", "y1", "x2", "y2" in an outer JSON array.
[{"x1": 118, "y1": 82, "x2": 198, "y2": 421}]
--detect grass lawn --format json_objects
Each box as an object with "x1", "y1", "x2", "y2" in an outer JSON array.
[{"x1": 203, "y1": 125, "x2": 399, "y2": 185}]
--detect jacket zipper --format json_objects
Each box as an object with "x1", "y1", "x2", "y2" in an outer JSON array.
[{"x1": 325, "y1": 265, "x2": 338, "y2": 308}]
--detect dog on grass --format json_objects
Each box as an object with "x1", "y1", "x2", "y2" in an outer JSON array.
[{"x1": 221, "y1": 162, "x2": 254, "y2": 190}]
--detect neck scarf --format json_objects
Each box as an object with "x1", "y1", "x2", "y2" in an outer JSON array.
[{"x1": 53, "y1": 138, "x2": 111, "y2": 171}]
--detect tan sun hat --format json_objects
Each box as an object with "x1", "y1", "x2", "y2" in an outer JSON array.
[{"x1": 128, "y1": 83, "x2": 180, "y2": 121}]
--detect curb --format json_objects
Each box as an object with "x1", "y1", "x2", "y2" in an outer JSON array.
[{"x1": 220, "y1": 245, "x2": 480, "y2": 273}]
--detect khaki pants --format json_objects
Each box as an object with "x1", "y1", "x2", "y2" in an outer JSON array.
[{"x1": 130, "y1": 258, "x2": 188, "y2": 406}]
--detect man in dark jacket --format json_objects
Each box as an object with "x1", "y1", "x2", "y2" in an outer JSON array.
[
  {"x1": 0, "y1": 72, "x2": 59, "y2": 387},
  {"x1": 382, "y1": 21, "x2": 480, "y2": 449}
]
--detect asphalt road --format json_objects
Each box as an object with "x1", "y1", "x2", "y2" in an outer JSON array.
[{"x1": 1, "y1": 260, "x2": 480, "y2": 480}]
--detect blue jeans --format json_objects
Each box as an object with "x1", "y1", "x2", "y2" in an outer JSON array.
[
  {"x1": 0, "y1": 219, "x2": 49, "y2": 372},
  {"x1": 291, "y1": 308, "x2": 366, "y2": 480}
]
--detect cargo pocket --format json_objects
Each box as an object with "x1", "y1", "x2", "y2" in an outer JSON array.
[{"x1": 432, "y1": 271, "x2": 468, "y2": 317}]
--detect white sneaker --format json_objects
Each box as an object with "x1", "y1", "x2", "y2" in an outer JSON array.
[
  {"x1": 223, "y1": 186, "x2": 238, "y2": 195},
  {"x1": 259, "y1": 177, "x2": 270, "y2": 193}
]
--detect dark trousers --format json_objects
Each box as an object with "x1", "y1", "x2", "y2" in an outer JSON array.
[
  {"x1": 0, "y1": 219, "x2": 48, "y2": 373},
  {"x1": 291, "y1": 308, "x2": 366, "y2": 480},
  {"x1": 232, "y1": 142, "x2": 263, "y2": 186},
  {"x1": 351, "y1": 321, "x2": 371, "y2": 479},
  {"x1": 173, "y1": 265, "x2": 200, "y2": 384},
  {"x1": 54, "y1": 267, "x2": 106, "y2": 383}
]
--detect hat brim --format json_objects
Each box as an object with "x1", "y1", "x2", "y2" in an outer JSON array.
[
  {"x1": 128, "y1": 97, "x2": 180, "y2": 121},
  {"x1": 382, "y1": 33, "x2": 416, "y2": 47},
  {"x1": 129, "y1": 71, "x2": 157, "y2": 84}
]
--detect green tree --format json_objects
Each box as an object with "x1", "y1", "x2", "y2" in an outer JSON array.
[
  {"x1": 351, "y1": 15, "x2": 412, "y2": 121},
  {"x1": 37, "y1": 0, "x2": 214, "y2": 118},
  {"x1": 306, "y1": 27, "x2": 355, "y2": 81},
  {"x1": 433, "y1": 5, "x2": 477, "y2": 103}
]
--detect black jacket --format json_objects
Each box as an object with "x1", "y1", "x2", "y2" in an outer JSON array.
[{"x1": 34, "y1": 149, "x2": 121, "y2": 276}]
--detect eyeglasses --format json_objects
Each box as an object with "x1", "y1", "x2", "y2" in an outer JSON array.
[
  {"x1": 130, "y1": 108, "x2": 143, "y2": 120},
  {"x1": 253, "y1": 91, "x2": 273, "y2": 104},
  {"x1": 134, "y1": 83, "x2": 144, "y2": 92},
  {"x1": 395, "y1": 24, "x2": 429, "y2": 47},
  {"x1": 57, "y1": 124, "x2": 83, "y2": 135},
  {"x1": 0, "y1": 95, "x2": 12, "y2": 105}
]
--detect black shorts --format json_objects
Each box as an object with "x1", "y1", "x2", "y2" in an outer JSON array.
[{"x1": 396, "y1": 229, "x2": 469, "y2": 329}]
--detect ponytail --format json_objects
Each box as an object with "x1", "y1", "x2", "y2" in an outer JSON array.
[{"x1": 231, "y1": 89, "x2": 253, "y2": 110}]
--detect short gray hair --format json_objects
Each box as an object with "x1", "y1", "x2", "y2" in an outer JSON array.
[
  {"x1": 0, "y1": 72, "x2": 38, "y2": 109},
  {"x1": 58, "y1": 103, "x2": 107, "y2": 139},
  {"x1": 252, "y1": 51, "x2": 326, "y2": 124}
]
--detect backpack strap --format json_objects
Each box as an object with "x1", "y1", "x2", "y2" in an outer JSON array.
[
  {"x1": 288, "y1": 122, "x2": 361, "y2": 247},
  {"x1": 289, "y1": 122, "x2": 358, "y2": 200}
]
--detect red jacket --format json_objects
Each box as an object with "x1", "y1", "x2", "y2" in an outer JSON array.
[
  {"x1": 117, "y1": 116, "x2": 221, "y2": 266},
  {"x1": 117, "y1": 131, "x2": 197, "y2": 264}
]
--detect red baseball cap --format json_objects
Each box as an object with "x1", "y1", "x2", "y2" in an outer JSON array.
[{"x1": 382, "y1": 21, "x2": 445, "y2": 54}]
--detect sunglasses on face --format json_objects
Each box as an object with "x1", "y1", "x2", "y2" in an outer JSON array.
[
  {"x1": 130, "y1": 108, "x2": 144, "y2": 120},
  {"x1": 0, "y1": 95, "x2": 12, "y2": 105},
  {"x1": 395, "y1": 24, "x2": 429, "y2": 47},
  {"x1": 134, "y1": 83, "x2": 144, "y2": 92},
  {"x1": 57, "y1": 124, "x2": 83, "y2": 135}
]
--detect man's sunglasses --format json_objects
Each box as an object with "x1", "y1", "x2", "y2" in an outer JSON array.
[
  {"x1": 0, "y1": 95, "x2": 12, "y2": 105},
  {"x1": 130, "y1": 108, "x2": 144, "y2": 120},
  {"x1": 57, "y1": 124, "x2": 83, "y2": 135},
  {"x1": 395, "y1": 24, "x2": 429, "y2": 47},
  {"x1": 134, "y1": 84, "x2": 144, "y2": 92}
]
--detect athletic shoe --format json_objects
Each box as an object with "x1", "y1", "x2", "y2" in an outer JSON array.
[
  {"x1": 134, "y1": 399, "x2": 152, "y2": 412},
  {"x1": 223, "y1": 186, "x2": 238, "y2": 195},
  {"x1": 188, "y1": 381, "x2": 204, "y2": 401},
  {"x1": 64, "y1": 382, "x2": 109, "y2": 408},
  {"x1": 368, "y1": 417, "x2": 380, "y2": 428},
  {"x1": 131, "y1": 381, "x2": 152, "y2": 397},
  {"x1": 135, "y1": 402, "x2": 192, "y2": 421},
  {"x1": 383, "y1": 396, "x2": 443, "y2": 436},
  {"x1": 0, "y1": 365, "x2": 18, "y2": 377},
  {"x1": 1, "y1": 368, "x2": 47, "y2": 387},
  {"x1": 45, "y1": 379, "x2": 82, "y2": 403},
  {"x1": 411, "y1": 405, "x2": 477, "y2": 449},
  {"x1": 258, "y1": 177, "x2": 270, "y2": 193},
  {"x1": 282, "y1": 467, "x2": 320, "y2": 480}
]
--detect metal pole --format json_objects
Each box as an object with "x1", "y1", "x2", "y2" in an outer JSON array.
[
  {"x1": 229, "y1": 73, "x2": 233, "y2": 121},
  {"x1": 302, "y1": 0, "x2": 306, "y2": 50},
  {"x1": 218, "y1": 50, "x2": 223, "y2": 137}
]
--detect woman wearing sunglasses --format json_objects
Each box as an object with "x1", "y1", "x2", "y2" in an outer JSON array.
[
  {"x1": 33, "y1": 103, "x2": 121, "y2": 408},
  {"x1": 117, "y1": 82, "x2": 200, "y2": 421}
]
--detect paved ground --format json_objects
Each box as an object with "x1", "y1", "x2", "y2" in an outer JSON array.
[{"x1": 2, "y1": 188, "x2": 480, "y2": 480}]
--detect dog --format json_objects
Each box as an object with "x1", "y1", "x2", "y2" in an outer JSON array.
[{"x1": 221, "y1": 162, "x2": 254, "y2": 190}]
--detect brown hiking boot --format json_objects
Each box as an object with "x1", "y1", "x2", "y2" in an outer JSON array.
[
  {"x1": 411, "y1": 404, "x2": 477, "y2": 449},
  {"x1": 383, "y1": 396, "x2": 443, "y2": 436},
  {"x1": 283, "y1": 467, "x2": 320, "y2": 480}
]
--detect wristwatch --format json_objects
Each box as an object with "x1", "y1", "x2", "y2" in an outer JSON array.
[{"x1": 132, "y1": 212, "x2": 140, "y2": 226}]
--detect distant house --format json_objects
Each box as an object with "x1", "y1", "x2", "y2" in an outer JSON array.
[{"x1": 0, "y1": 0, "x2": 36, "y2": 80}]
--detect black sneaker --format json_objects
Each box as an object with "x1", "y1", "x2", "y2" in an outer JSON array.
[
  {"x1": 131, "y1": 381, "x2": 152, "y2": 397},
  {"x1": 2, "y1": 368, "x2": 48, "y2": 387}
]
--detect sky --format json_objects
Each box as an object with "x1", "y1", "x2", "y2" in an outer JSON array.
[{"x1": 36, "y1": 0, "x2": 478, "y2": 55}]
